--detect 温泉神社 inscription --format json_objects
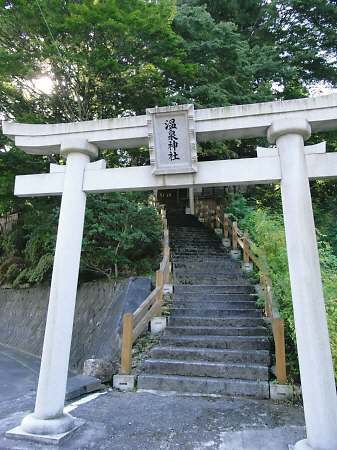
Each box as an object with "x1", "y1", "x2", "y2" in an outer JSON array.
[
  {"x1": 165, "y1": 118, "x2": 179, "y2": 161},
  {"x1": 146, "y1": 104, "x2": 198, "y2": 175}
]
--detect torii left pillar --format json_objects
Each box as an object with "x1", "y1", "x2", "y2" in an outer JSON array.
[{"x1": 8, "y1": 138, "x2": 98, "y2": 441}]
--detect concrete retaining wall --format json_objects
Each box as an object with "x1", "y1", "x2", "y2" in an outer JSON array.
[{"x1": 0, "y1": 277, "x2": 152, "y2": 371}]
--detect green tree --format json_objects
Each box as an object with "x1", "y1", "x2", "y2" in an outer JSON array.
[
  {"x1": 0, "y1": 193, "x2": 162, "y2": 286},
  {"x1": 0, "y1": 0, "x2": 194, "y2": 122}
]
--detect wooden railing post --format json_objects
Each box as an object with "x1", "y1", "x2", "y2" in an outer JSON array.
[
  {"x1": 260, "y1": 273, "x2": 269, "y2": 317},
  {"x1": 156, "y1": 270, "x2": 164, "y2": 304},
  {"x1": 243, "y1": 231, "x2": 250, "y2": 264},
  {"x1": 232, "y1": 221, "x2": 238, "y2": 249},
  {"x1": 120, "y1": 313, "x2": 134, "y2": 375},
  {"x1": 272, "y1": 318, "x2": 287, "y2": 384},
  {"x1": 223, "y1": 214, "x2": 229, "y2": 239},
  {"x1": 216, "y1": 205, "x2": 220, "y2": 229}
]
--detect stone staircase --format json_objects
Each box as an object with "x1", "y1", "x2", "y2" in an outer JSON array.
[{"x1": 137, "y1": 212, "x2": 270, "y2": 398}]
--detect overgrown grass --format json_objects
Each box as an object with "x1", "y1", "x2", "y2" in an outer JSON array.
[{"x1": 227, "y1": 194, "x2": 337, "y2": 381}]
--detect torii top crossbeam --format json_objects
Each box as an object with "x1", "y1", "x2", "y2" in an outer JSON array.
[{"x1": 3, "y1": 94, "x2": 337, "y2": 154}]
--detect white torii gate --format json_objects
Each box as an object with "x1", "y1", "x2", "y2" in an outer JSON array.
[{"x1": 3, "y1": 95, "x2": 337, "y2": 450}]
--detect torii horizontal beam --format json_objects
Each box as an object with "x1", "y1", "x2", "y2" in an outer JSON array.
[
  {"x1": 14, "y1": 151, "x2": 337, "y2": 197},
  {"x1": 3, "y1": 94, "x2": 337, "y2": 154}
]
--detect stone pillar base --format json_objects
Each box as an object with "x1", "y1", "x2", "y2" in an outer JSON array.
[
  {"x1": 222, "y1": 238, "x2": 231, "y2": 248},
  {"x1": 214, "y1": 228, "x2": 222, "y2": 236},
  {"x1": 294, "y1": 439, "x2": 314, "y2": 450},
  {"x1": 6, "y1": 418, "x2": 84, "y2": 445},
  {"x1": 113, "y1": 374, "x2": 135, "y2": 392},
  {"x1": 151, "y1": 316, "x2": 167, "y2": 334},
  {"x1": 270, "y1": 383, "x2": 295, "y2": 401},
  {"x1": 163, "y1": 284, "x2": 173, "y2": 294},
  {"x1": 242, "y1": 262, "x2": 253, "y2": 273},
  {"x1": 230, "y1": 249, "x2": 241, "y2": 260}
]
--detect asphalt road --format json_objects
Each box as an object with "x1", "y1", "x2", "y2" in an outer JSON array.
[{"x1": 0, "y1": 343, "x2": 306, "y2": 449}]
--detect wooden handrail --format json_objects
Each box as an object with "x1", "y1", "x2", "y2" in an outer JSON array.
[
  {"x1": 119, "y1": 205, "x2": 171, "y2": 375},
  {"x1": 195, "y1": 199, "x2": 287, "y2": 384},
  {"x1": 133, "y1": 286, "x2": 162, "y2": 326}
]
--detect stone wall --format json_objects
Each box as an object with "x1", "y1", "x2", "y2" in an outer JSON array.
[{"x1": 0, "y1": 277, "x2": 152, "y2": 372}]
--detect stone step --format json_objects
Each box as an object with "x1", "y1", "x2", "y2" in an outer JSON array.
[
  {"x1": 172, "y1": 241, "x2": 222, "y2": 245},
  {"x1": 172, "y1": 240, "x2": 222, "y2": 246},
  {"x1": 172, "y1": 240, "x2": 218, "y2": 243},
  {"x1": 175, "y1": 278, "x2": 248, "y2": 286},
  {"x1": 173, "y1": 266, "x2": 239, "y2": 273},
  {"x1": 173, "y1": 262, "x2": 234, "y2": 268},
  {"x1": 173, "y1": 250, "x2": 225, "y2": 253},
  {"x1": 174, "y1": 285, "x2": 254, "y2": 294},
  {"x1": 172, "y1": 244, "x2": 220, "y2": 248},
  {"x1": 171, "y1": 307, "x2": 262, "y2": 318},
  {"x1": 172, "y1": 246, "x2": 223, "y2": 251},
  {"x1": 172, "y1": 301, "x2": 257, "y2": 309},
  {"x1": 173, "y1": 257, "x2": 233, "y2": 263},
  {"x1": 173, "y1": 253, "x2": 226, "y2": 257},
  {"x1": 173, "y1": 271, "x2": 244, "y2": 279},
  {"x1": 173, "y1": 247, "x2": 224, "y2": 251},
  {"x1": 160, "y1": 335, "x2": 269, "y2": 350},
  {"x1": 137, "y1": 374, "x2": 270, "y2": 399},
  {"x1": 173, "y1": 266, "x2": 240, "y2": 272},
  {"x1": 149, "y1": 346, "x2": 271, "y2": 365},
  {"x1": 165, "y1": 326, "x2": 268, "y2": 337},
  {"x1": 173, "y1": 247, "x2": 222, "y2": 251},
  {"x1": 173, "y1": 293, "x2": 257, "y2": 302},
  {"x1": 169, "y1": 316, "x2": 265, "y2": 328},
  {"x1": 142, "y1": 359, "x2": 269, "y2": 381}
]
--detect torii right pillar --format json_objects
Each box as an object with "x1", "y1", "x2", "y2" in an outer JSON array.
[{"x1": 268, "y1": 118, "x2": 337, "y2": 450}]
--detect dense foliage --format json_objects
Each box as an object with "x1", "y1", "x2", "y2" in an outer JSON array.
[
  {"x1": 0, "y1": 193, "x2": 162, "y2": 286},
  {"x1": 226, "y1": 193, "x2": 337, "y2": 380}
]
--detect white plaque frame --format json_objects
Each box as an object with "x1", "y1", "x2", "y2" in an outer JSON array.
[{"x1": 146, "y1": 104, "x2": 197, "y2": 175}]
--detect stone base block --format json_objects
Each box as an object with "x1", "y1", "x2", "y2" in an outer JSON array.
[
  {"x1": 113, "y1": 374, "x2": 135, "y2": 392},
  {"x1": 163, "y1": 283, "x2": 173, "y2": 294},
  {"x1": 151, "y1": 316, "x2": 167, "y2": 334},
  {"x1": 6, "y1": 418, "x2": 84, "y2": 446},
  {"x1": 222, "y1": 238, "x2": 231, "y2": 248},
  {"x1": 255, "y1": 284, "x2": 262, "y2": 295},
  {"x1": 214, "y1": 228, "x2": 222, "y2": 236},
  {"x1": 242, "y1": 262, "x2": 253, "y2": 273},
  {"x1": 270, "y1": 383, "x2": 295, "y2": 401},
  {"x1": 230, "y1": 249, "x2": 241, "y2": 260}
]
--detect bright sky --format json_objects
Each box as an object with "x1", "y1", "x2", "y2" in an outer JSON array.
[{"x1": 31, "y1": 75, "x2": 54, "y2": 95}]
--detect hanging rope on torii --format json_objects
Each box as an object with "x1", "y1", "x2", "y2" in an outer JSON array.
[{"x1": 3, "y1": 95, "x2": 337, "y2": 450}]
